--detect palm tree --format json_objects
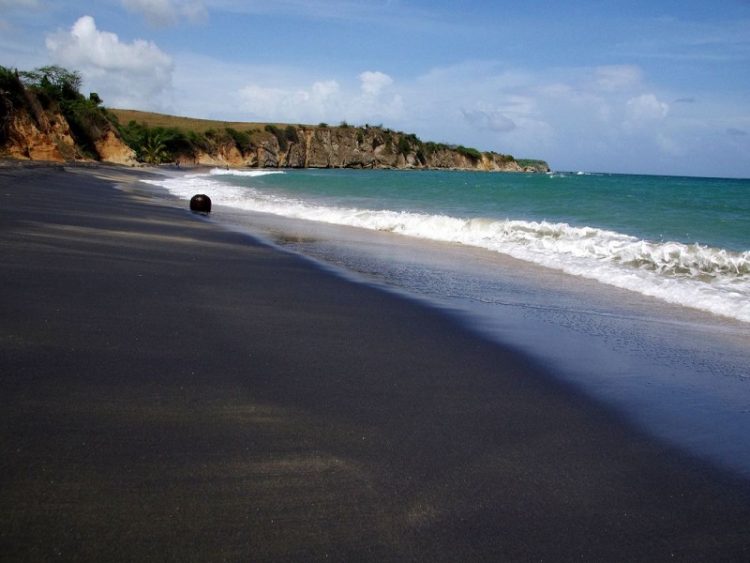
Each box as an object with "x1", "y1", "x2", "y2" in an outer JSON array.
[{"x1": 141, "y1": 130, "x2": 168, "y2": 164}]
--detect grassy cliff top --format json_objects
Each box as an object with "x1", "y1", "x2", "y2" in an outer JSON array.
[{"x1": 110, "y1": 109, "x2": 289, "y2": 133}]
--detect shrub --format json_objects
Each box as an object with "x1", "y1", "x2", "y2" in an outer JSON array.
[
  {"x1": 186, "y1": 130, "x2": 212, "y2": 153},
  {"x1": 0, "y1": 66, "x2": 26, "y2": 143},
  {"x1": 284, "y1": 125, "x2": 299, "y2": 144},
  {"x1": 397, "y1": 136, "x2": 411, "y2": 156},
  {"x1": 62, "y1": 96, "x2": 111, "y2": 154},
  {"x1": 265, "y1": 124, "x2": 288, "y2": 151},
  {"x1": 225, "y1": 127, "x2": 253, "y2": 151},
  {"x1": 0, "y1": 65, "x2": 26, "y2": 108},
  {"x1": 455, "y1": 145, "x2": 482, "y2": 160}
]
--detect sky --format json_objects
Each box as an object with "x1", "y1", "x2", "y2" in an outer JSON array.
[{"x1": 1, "y1": 0, "x2": 749, "y2": 177}]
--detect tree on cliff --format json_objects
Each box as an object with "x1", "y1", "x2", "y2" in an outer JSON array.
[{"x1": 19, "y1": 66, "x2": 82, "y2": 103}]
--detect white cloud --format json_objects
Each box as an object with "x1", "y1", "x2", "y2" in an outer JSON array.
[
  {"x1": 121, "y1": 0, "x2": 207, "y2": 26},
  {"x1": 45, "y1": 15, "x2": 174, "y2": 109},
  {"x1": 359, "y1": 71, "x2": 392, "y2": 96},
  {"x1": 238, "y1": 80, "x2": 341, "y2": 122},
  {"x1": 354, "y1": 70, "x2": 403, "y2": 122},
  {"x1": 626, "y1": 93, "x2": 670, "y2": 122},
  {"x1": 237, "y1": 70, "x2": 403, "y2": 124}
]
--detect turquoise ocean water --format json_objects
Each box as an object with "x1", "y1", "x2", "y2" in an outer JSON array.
[
  {"x1": 144, "y1": 168, "x2": 750, "y2": 476},
  {"x1": 149, "y1": 168, "x2": 750, "y2": 323}
]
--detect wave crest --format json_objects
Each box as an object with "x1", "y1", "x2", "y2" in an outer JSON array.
[
  {"x1": 208, "y1": 168, "x2": 285, "y2": 177},
  {"x1": 142, "y1": 174, "x2": 750, "y2": 323}
]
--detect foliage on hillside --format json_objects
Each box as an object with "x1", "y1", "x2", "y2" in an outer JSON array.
[
  {"x1": 0, "y1": 65, "x2": 118, "y2": 158},
  {"x1": 107, "y1": 107, "x2": 522, "y2": 168}
]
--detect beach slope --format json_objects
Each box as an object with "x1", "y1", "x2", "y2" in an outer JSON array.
[{"x1": 1, "y1": 164, "x2": 749, "y2": 561}]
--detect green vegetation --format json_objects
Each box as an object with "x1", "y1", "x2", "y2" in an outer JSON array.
[
  {"x1": 496, "y1": 153, "x2": 516, "y2": 163},
  {"x1": 0, "y1": 67, "x2": 25, "y2": 144},
  {"x1": 422, "y1": 141, "x2": 449, "y2": 157},
  {"x1": 263, "y1": 124, "x2": 299, "y2": 152},
  {"x1": 225, "y1": 127, "x2": 252, "y2": 151},
  {"x1": 0, "y1": 66, "x2": 25, "y2": 108},
  {"x1": 284, "y1": 125, "x2": 299, "y2": 145},
  {"x1": 455, "y1": 145, "x2": 482, "y2": 161},
  {"x1": 1, "y1": 64, "x2": 117, "y2": 158},
  {"x1": 396, "y1": 136, "x2": 412, "y2": 156},
  {"x1": 516, "y1": 158, "x2": 547, "y2": 169},
  {"x1": 108, "y1": 108, "x2": 297, "y2": 163},
  {"x1": 118, "y1": 120, "x2": 256, "y2": 164}
]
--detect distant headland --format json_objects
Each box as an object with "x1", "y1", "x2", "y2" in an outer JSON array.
[{"x1": 1, "y1": 65, "x2": 549, "y2": 173}]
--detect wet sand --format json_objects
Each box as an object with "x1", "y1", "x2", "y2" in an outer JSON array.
[{"x1": 1, "y1": 163, "x2": 749, "y2": 561}]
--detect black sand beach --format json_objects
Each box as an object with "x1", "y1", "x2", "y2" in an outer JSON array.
[{"x1": 2, "y1": 164, "x2": 750, "y2": 561}]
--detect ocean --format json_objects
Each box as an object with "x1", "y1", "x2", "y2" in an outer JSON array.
[{"x1": 143, "y1": 168, "x2": 750, "y2": 476}]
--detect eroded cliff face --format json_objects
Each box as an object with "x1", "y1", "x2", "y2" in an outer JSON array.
[
  {"x1": 180, "y1": 125, "x2": 549, "y2": 173},
  {"x1": 1, "y1": 110, "x2": 137, "y2": 165},
  {"x1": 1, "y1": 103, "x2": 136, "y2": 165},
  {"x1": 92, "y1": 129, "x2": 137, "y2": 165},
  {"x1": 3, "y1": 111, "x2": 77, "y2": 161}
]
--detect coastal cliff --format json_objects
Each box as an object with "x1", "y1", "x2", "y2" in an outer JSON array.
[
  {"x1": 1, "y1": 108, "x2": 137, "y2": 166},
  {"x1": 113, "y1": 110, "x2": 550, "y2": 173},
  {"x1": 254, "y1": 124, "x2": 548, "y2": 172},
  {"x1": 1, "y1": 65, "x2": 549, "y2": 173},
  {"x1": 0, "y1": 66, "x2": 136, "y2": 165}
]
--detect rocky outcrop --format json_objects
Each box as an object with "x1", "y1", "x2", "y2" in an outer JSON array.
[
  {"x1": 0, "y1": 77, "x2": 137, "y2": 165},
  {"x1": 1, "y1": 107, "x2": 136, "y2": 165},
  {"x1": 217, "y1": 125, "x2": 550, "y2": 173},
  {"x1": 93, "y1": 129, "x2": 137, "y2": 165},
  {"x1": 107, "y1": 108, "x2": 551, "y2": 173},
  {"x1": 188, "y1": 142, "x2": 245, "y2": 167},
  {"x1": 3, "y1": 110, "x2": 77, "y2": 161}
]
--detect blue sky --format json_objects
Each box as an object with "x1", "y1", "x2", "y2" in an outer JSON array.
[{"x1": 1, "y1": 0, "x2": 749, "y2": 177}]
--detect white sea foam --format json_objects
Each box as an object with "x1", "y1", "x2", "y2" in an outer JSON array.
[
  {"x1": 207, "y1": 168, "x2": 285, "y2": 177},
  {"x1": 144, "y1": 173, "x2": 750, "y2": 323}
]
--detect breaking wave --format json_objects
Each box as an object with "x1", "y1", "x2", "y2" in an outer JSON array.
[
  {"x1": 207, "y1": 168, "x2": 285, "y2": 177},
  {"x1": 144, "y1": 172, "x2": 750, "y2": 323}
]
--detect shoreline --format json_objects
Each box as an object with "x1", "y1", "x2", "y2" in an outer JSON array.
[
  {"x1": 0, "y1": 155, "x2": 549, "y2": 175},
  {"x1": 177, "y1": 170, "x2": 750, "y2": 478},
  {"x1": 2, "y1": 163, "x2": 750, "y2": 559}
]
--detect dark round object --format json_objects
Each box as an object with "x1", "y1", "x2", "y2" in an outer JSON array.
[{"x1": 190, "y1": 194, "x2": 212, "y2": 213}]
